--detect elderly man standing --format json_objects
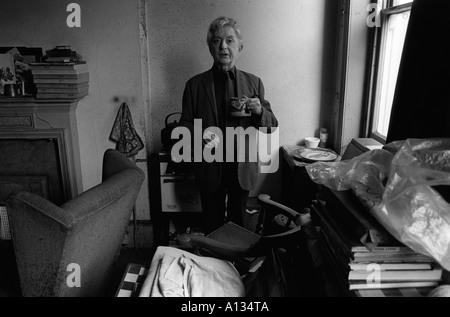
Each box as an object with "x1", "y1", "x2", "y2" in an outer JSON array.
[{"x1": 180, "y1": 16, "x2": 278, "y2": 234}]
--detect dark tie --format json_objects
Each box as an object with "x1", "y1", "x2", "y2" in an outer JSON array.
[{"x1": 224, "y1": 71, "x2": 235, "y2": 116}]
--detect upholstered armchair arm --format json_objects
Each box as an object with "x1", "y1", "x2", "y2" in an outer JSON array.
[
  {"x1": 7, "y1": 191, "x2": 73, "y2": 228},
  {"x1": 8, "y1": 169, "x2": 144, "y2": 230}
]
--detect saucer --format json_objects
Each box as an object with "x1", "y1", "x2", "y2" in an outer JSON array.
[
  {"x1": 230, "y1": 111, "x2": 251, "y2": 117},
  {"x1": 292, "y1": 148, "x2": 338, "y2": 162},
  {"x1": 299, "y1": 149, "x2": 337, "y2": 162}
]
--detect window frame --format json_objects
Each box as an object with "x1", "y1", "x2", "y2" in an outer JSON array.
[{"x1": 365, "y1": 0, "x2": 413, "y2": 144}]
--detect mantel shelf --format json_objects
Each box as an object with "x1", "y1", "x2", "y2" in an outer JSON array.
[{"x1": 0, "y1": 97, "x2": 80, "y2": 112}]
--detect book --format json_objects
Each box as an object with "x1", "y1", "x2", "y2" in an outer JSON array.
[
  {"x1": 36, "y1": 86, "x2": 88, "y2": 94},
  {"x1": 349, "y1": 262, "x2": 433, "y2": 271},
  {"x1": 31, "y1": 65, "x2": 88, "y2": 75},
  {"x1": 349, "y1": 280, "x2": 438, "y2": 291},
  {"x1": 33, "y1": 72, "x2": 89, "y2": 84},
  {"x1": 351, "y1": 252, "x2": 434, "y2": 263},
  {"x1": 36, "y1": 88, "x2": 88, "y2": 99},
  {"x1": 35, "y1": 82, "x2": 87, "y2": 89},
  {"x1": 354, "y1": 286, "x2": 436, "y2": 297},
  {"x1": 353, "y1": 250, "x2": 428, "y2": 258},
  {"x1": 30, "y1": 62, "x2": 86, "y2": 70},
  {"x1": 32, "y1": 73, "x2": 83, "y2": 79},
  {"x1": 351, "y1": 245, "x2": 413, "y2": 253},
  {"x1": 45, "y1": 57, "x2": 71, "y2": 63},
  {"x1": 348, "y1": 267, "x2": 443, "y2": 282}
]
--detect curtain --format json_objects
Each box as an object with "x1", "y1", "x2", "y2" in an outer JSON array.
[{"x1": 386, "y1": 0, "x2": 450, "y2": 143}]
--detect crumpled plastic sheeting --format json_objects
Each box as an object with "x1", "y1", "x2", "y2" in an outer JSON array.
[
  {"x1": 306, "y1": 138, "x2": 450, "y2": 271},
  {"x1": 305, "y1": 148, "x2": 393, "y2": 195},
  {"x1": 375, "y1": 138, "x2": 450, "y2": 271}
]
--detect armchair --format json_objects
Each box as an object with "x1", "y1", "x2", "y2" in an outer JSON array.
[{"x1": 6, "y1": 149, "x2": 145, "y2": 297}]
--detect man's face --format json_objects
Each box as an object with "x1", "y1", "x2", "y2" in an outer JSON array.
[{"x1": 210, "y1": 26, "x2": 242, "y2": 71}]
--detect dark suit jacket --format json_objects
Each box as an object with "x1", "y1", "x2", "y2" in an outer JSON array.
[{"x1": 180, "y1": 67, "x2": 278, "y2": 192}]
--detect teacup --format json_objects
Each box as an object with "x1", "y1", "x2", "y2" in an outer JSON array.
[{"x1": 230, "y1": 97, "x2": 250, "y2": 117}]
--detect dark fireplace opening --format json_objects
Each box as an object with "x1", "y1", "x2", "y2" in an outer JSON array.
[{"x1": 0, "y1": 138, "x2": 66, "y2": 206}]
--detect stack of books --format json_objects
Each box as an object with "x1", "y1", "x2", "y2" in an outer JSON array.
[
  {"x1": 30, "y1": 62, "x2": 89, "y2": 100},
  {"x1": 347, "y1": 246, "x2": 442, "y2": 291},
  {"x1": 312, "y1": 187, "x2": 442, "y2": 296}
]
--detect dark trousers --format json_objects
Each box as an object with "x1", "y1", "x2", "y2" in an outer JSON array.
[{"x1": 200, "y1": 163, "x2": 249, "y2": 234}]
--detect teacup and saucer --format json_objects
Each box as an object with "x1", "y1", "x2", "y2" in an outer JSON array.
[{"x1": 230, "y1": 97, "x2": 251, "y2": 117}]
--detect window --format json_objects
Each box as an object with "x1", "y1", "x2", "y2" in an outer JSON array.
[{"x1": 367, "y1": 0, "x2": 414, "y2": 142}]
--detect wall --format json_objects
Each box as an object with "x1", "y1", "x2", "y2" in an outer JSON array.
[
  {"x1": 146, "y1": 0, "x2": 338, "y2": 198},
  {"x1": 0, "y1": 0, "x2": 338, "y2": 221},
  {"x1": 0, "y1": 0, "x2": 150, "y2": 221}
]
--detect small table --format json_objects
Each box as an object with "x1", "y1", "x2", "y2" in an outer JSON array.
[{"x1": 280, "y1": 145, "x2": 338, "y2": 213}]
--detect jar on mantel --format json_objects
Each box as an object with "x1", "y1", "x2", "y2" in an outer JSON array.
[{"x1": 319, "y1": 128, "x2": 328, "y2": 148}]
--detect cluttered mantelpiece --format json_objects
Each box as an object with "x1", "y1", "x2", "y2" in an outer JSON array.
[{"x1": 0, "y1": 46, "x2": 88, "y2": 101}]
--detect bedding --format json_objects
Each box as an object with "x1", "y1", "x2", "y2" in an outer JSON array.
[{"x1": 139, "y1": 246, "x2": 245, "y2": 297}]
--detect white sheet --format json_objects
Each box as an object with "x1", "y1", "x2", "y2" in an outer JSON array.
[{"x1": 139, "y1": 246, "x2": 245, "y2": 297}]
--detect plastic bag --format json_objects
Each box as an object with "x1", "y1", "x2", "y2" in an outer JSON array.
[
  {"x1": 305, "y1": 147, "x2": 394, "y2": 196},
  {"x1": 374, "y1": 138, "x2": 450, "y2": 271},
  {"x1": 306, "y1": 138, "x2": 450, "y2": 271},
  {"x1": 306, "y1": 148, "x2": 395, "y2": 246}
]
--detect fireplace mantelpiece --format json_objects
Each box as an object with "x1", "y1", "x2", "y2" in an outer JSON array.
[{"x1": 0, "y1": 97, "x2": 83, "y2": 201}]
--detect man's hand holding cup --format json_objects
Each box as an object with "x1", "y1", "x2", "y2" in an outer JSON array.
[{"x1": 243, "y1": 95, "x2": 262, "y2": 115}]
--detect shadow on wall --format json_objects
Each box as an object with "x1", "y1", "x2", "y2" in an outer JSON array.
[
  {"x1": 113, "y1": 96, "x2": 138, "y2": 106},
  {"x1": 318, "y1": 0, "x2": 338, "y2": 140}
]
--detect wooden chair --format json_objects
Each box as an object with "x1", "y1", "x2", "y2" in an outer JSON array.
[{"x1": 178, "y1": 194, "x2": 311, "y2": 296}]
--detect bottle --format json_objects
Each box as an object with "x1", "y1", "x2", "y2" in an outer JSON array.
[{"x1": 319, "y1": 128, "x2": 328, "y2": 148}]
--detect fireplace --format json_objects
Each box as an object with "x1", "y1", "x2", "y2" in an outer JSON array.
[
  {"x1": 0, "y1": 98, "x2": 83, "y2": 208},
  {"x1": 0, "y1": 138, "x2": 64, "y2": 204}
]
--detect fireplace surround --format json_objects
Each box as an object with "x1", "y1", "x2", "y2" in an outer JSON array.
[{"x1": 0, "y1": 97, "x2": 83, "y2": 205}]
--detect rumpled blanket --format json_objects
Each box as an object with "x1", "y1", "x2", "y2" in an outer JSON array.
[
  {"x1": 139, "y1": 246, "x2": 244, "y2": 297},
  {"x1": 109, "y1": 102, "x2": 144, "y2": 157}
]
